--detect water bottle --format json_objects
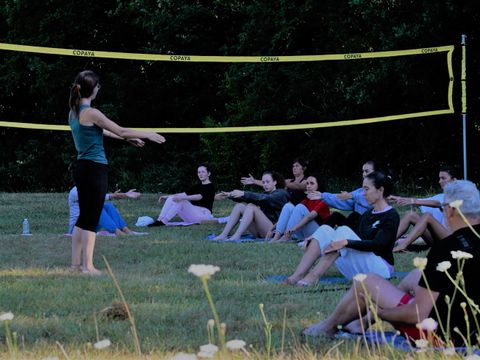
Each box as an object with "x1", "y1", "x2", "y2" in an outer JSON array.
[{"x1": 22, "y1": 218, "x2": 31, "y2": 235}]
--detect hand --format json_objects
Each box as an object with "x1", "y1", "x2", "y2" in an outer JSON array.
[
  {"x1": 324, "y1": 239, "x2": 348, "y2": 254},
  {"x1": 240, "y1": 174, "x2": 256, "y2": 185},
  {"x1": 148, "y1": 132, "x2": 166, "y2": 144},
  {"x1": 336, "y1": 191, "x2": 352, "y2": 200},
  {"x1": 285, "y1": 178, "x2": 293, "y2": 184},
  {"x1": 284, "y1": 229, "x2": 294, "y2": 240},
  {"x1": 172, "y1": 194, "x2": 185, "y2": 202},
  {"x1": 396, "y1": 197, "x2": 415, "y2": 206},
  {"x1": 109, "y1": 190, "x2": 123, "y2": 199},
  {"x1": 125, "y1": 189, "x2": 141, "y2": 199},
  {"x1": 215, "y1": 192, "x2": 229, "y2": 200},
  {"x1": 307, "y1": 191, "x2": 322, "y2": 200},
  {"x1": 265, "y1": 229, "x2": 274, "y2": 241},
  {"x1": 127, "y1": 138, "x2": 145, "y2": 147},
  {"x1": 158, "y1": 195, "x2": 168, "y2": 202},
  {"x1": 229, "y1": 190, "x2": 244, "y2": 198}
]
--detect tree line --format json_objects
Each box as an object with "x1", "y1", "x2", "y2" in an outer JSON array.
[{"x1": 0, "y1": 0, "x2": 478, "y2": 193}]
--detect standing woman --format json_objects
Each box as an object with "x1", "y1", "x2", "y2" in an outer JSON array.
[
  {"x1": 149, "y1": 164, "x2": 215, "y2": 226},
  {"x1": 69, "y1": 70, "x2": 165, "y2": 275}
]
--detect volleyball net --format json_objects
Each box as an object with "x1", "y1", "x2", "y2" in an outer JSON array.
[{"x1": 0, "y1": 42, "x2": 455, "y2": 133}]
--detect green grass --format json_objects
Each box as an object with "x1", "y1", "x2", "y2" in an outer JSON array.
[{"x1": 0, "y1": 192, "x2": 423, "y2": 358}]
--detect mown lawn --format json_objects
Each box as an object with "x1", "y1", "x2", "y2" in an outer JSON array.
[{"x1": 0, "y1": 192, "x2": 422, "y2": 359}]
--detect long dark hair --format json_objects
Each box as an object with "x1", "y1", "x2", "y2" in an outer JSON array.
[
  {"x1": 263, "y1": 170, "x2": 285, "y2": 189},
  {"x1": 68, "y1": 70, "x2": 99, "y2": 117}
]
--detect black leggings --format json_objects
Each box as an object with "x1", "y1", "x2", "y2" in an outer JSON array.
[{"x1": 73, "y1": 160, "x2": 108, "y2": 232}]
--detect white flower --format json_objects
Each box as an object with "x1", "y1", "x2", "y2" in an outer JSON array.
[
  {"x1": 170, "y1": 353, "x2": 198, "y2": 360},
  {"x1": 197, "y1": 344, "x2": 218, "y2": 358},
  {"x1": 451, "y1": 250, "x2": 473, "y2": 260},
  {"x1": 436, "y1": 261, "x2": 452, "y2": 272},
  {"x1": 413, "y1": 257, "x2": 428, "y2": 271},
  {"x1": 188, "y1": 264, "x2": 220, "y2": 279},
  {"x1": 414, "y1": 339, "x2": 429, "y2": 349},
  {"x1": 207, "y1": 319, "x2": 215, "y2": 327},
  {"x1": 449, "y1": 200, "x2": 463, "y2": 209},
  {"x1": 442, "y1": 348, "x2": 456, "y2": 356},
  {"x1": 0, "y1": 312, "x2": 14, "y2": 321},
  {"x1": 417, "y1": 318, "x2": 438, "y2": 331},
  {"x1": 226, "y1": 339, "x2": 247, "y2": 350},
  {"x1": 353, "y1": 273, "x2": 367, "y2": 282},
  {"x1": 93, "y1": 339, "x2": 111, "y2": 349},
  {"x1": 464, "y1": 355, "x2": 480, "y2": 360}
]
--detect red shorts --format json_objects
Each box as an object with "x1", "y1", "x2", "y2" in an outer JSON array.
[{"x1": 393, "y1": 293, "x2": 442, "y2": 345}]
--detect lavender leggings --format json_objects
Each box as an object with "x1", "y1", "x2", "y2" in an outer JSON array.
[{"x1": 158, "y1": 196, "x2": 213, "y2": 223}]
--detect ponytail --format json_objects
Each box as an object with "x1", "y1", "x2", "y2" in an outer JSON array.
[{"x1": 68, "y1": 70, "x2": 100, "y2": 117}]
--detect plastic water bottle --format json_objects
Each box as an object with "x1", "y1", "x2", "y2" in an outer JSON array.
[{"x1": 22, "y1": 218, "x2": 31, "y2": 235}]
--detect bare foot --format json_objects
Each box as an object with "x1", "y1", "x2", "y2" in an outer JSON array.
[
  {"x1": 342, "y1": 319, "x2": 366, "y2": 334},
  {"x1": 69, "y1": 265, "x2": 82, "y2": 273},
  {"x1": 212, "y1": 235, "x2": 228, "y2": 241},
  {"x1": 393, "y1": 238, "x2": 410, "y2": 252},
  {"x1": 81, "y1": 268, "x2": 102, "y2": 276},
  {"x1": 283, "y1": 275, "x2": 302, "y2": 285},
  {"x1": 302, "y1": 321, "x2": 336, "y2": 337}
]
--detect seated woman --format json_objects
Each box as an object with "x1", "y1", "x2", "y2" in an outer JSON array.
[
  {"x1": 68, "y1": 186, "x2": 140, "y2": 236},
  {"x1": 285, "y1": 171, "x2": 399, "y2": 286},
  {"x1": 389, "y1": 166, "x2": 456, "y2": 252},
  {"x1": 149, "y1": 164, "x2": 215, "y2": 226},
  {"x1": 241, "y1": 158, "x2": 308, "y2": 205},
  {"x1": 268, "y1": 174, "x2": 330, "y2": 242},
  {"x1": 213, "y1": 171, "x2": 290, "y2": 241},
  {"x1": 314, "y1": 160, "x2": 375, "y2": 229}
]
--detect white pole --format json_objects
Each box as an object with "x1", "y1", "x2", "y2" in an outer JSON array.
[{"x1": 461, "y1": 34, "x2": 467, "y2": 179}]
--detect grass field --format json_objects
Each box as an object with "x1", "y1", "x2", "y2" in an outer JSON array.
[{"x1": 0, "y1": 192, "x2": 426, "y2": 359}]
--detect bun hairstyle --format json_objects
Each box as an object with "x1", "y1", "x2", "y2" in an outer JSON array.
[
  {"x1": 365, "y1": 171, "x2": 393, "y2": 198},
  {"x1": 69, "y1": 70, "x2": 100, "y2": 117},
  {"x1": 263, "y1": 170, "x2": 285, "y2": 189}
]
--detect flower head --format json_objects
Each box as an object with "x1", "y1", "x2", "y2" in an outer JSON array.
[
  {"x1": 93, "y1": 339, "x2": 111, "y2": 350},
  {"x1": 436, "y1": 261, "x2": 451, "y2": 272},
  {"x1": 0, "y1": 312, "x2": 14, "y2": 321},
  {"x1": 449, "y1": 200, "x2": 463, "y2": 209},
  {"x1": 414, "y1": 339, "x2": 429, "y2": 349},
  {"x1": 451, "y1": 250, "x2": 473, "y2": 260},
  {"x1": 413, "y1": 257, "x2": 428, "y2": 271},
  {"x1": 226, "y1": 339, "x2": 247, "y2": 350},
  {"x1": 197, "y1": 344, "x2": 218, "y2": 358},
  {"x1": 207, "y1": 319, "x2": 215, "y2": 327},
  {"x1": 417, "y1": 318, "x2": 438, "y2": 331},
  {"x1": 188, "y1": 264, "x2": 220, "y2": 279},
  {"x1": 353, "y1": 273, "x2": 367, "y2": 282}
]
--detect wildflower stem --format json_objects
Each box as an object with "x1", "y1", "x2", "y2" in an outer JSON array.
[{"x1": 200, "y1": 277, "x2": 225, "y2": 350}]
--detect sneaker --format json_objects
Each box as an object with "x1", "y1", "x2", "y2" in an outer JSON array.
[{"x1": 148, "y1": 220, "x2": 165, "y2": 227}]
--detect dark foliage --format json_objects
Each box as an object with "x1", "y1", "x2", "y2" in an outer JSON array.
[{"x1": 0, "y1": 0, "x2": 478, "y2": 192}]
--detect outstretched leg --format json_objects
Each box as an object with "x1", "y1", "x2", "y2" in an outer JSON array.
[
  {"x1": 396, "y1": 211, "x2": 420, "y2": 238},
  {"x1": 286, "y1": 240, "x2": 322, "y2": 284},
  {"x1": 213, "y1": 203, "x2": 246, "y2": 240}
]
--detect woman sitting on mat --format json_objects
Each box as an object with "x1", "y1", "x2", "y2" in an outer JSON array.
[
  {"x1": 68, "y1": 186, "x2": 140, "y2": 236},
  {"x1": 149, "y1": 164, "x2": 215, "y2": 226},
  {"x1": 311, "y1": 160, "x2": 375, "y2": 229},
  {"x1": 389, "y1": 166, "x2": 456, "y2": 252},
  {"x1": 267, "y1": 174, "x2": 330, "y2": 242},
  {"x1": 285, "y1": 171, "x2": 399, "y2": 286},
  {"x1": 241, "y1": 158, "x2": 308, "y2": 205},
  {"x1": 213, "y1": 171, "x2": 290, "y2": 241}
]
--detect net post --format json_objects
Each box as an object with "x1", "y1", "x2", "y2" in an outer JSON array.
[{"x1": 461, "y1": 34, "x2": 467, "y2": 179}]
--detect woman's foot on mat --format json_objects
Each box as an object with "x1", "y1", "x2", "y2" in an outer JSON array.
[
  {"x1": 81, "y1": 267, "x2": 102, "y2": 276},
  {"x1": 69, "y1": 265, "x2": 82, "y2": 273},
  {"x1": 148, "y1": 220, "x2": 166, "y2": 227}
]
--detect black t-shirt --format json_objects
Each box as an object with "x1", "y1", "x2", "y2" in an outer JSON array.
[
  {"x1": 346, "y1": 207, "x2": 400, "y2": 266},
  {"x1": 185, "y1": 183, "x2": 215, "y2": 212},
  {"x1": 418, "y1": 224, "x2": 480, "y2": 346}
]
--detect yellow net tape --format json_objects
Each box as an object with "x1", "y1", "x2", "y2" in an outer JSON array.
[{"x1": 0, "y1": 43, "x2": 455, "y2": 132}]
